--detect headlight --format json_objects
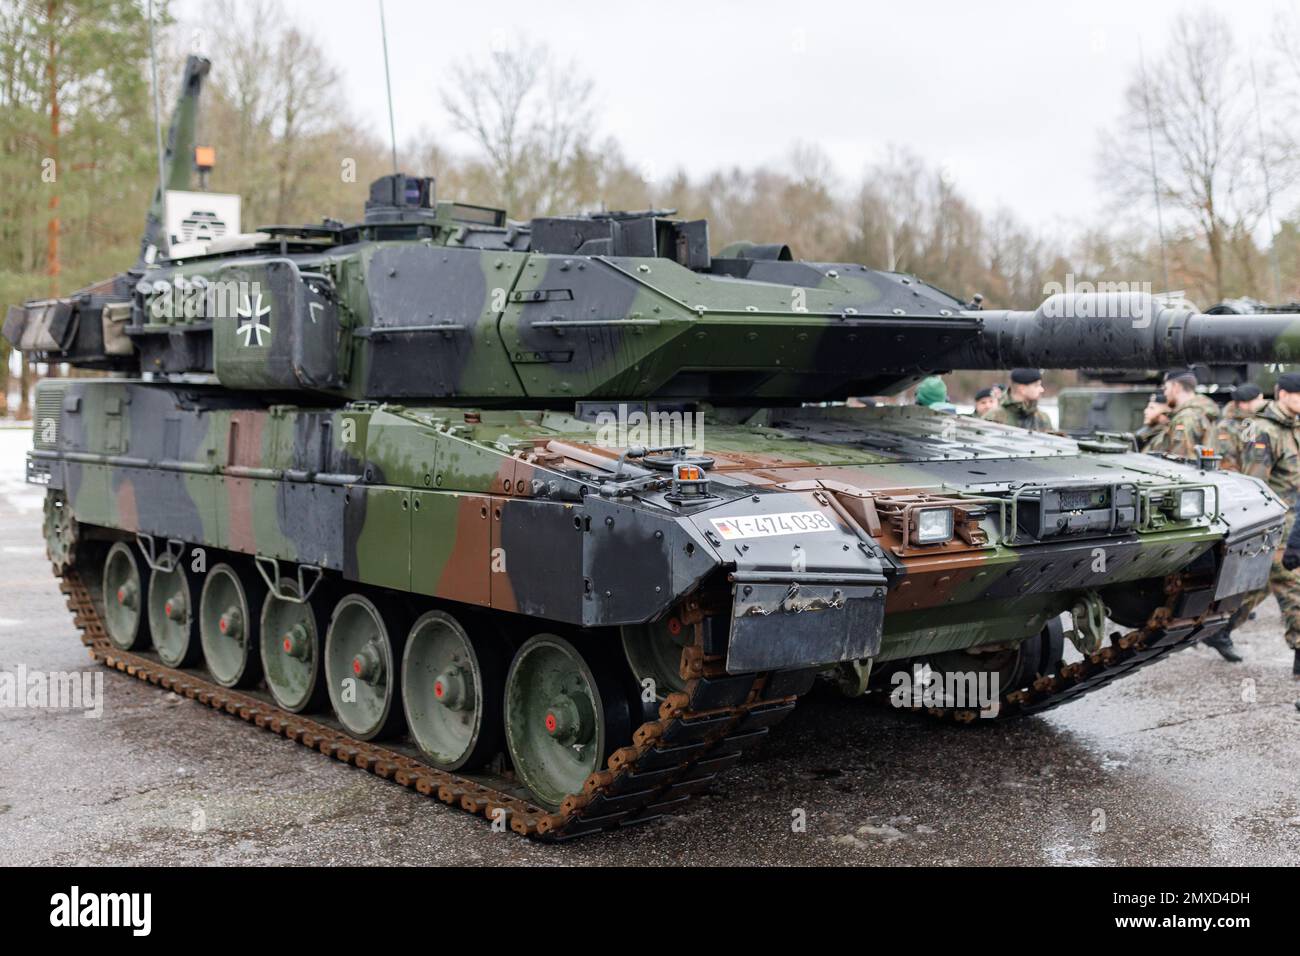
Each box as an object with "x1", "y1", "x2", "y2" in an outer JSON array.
[
  {"x1": 914, "y1": 507, "x2": 955, "y2": 544},
  {"x1": 1176, "y1": 488, "x2": 1205, "y2": 520}
]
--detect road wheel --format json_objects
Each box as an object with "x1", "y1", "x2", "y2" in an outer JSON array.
[
  {"x1": 199, "y1": 561, "x2": 266, "y2": 688},
  {"x1": 928, "y1": 616, "x2": 1067, "y2": 698},
  {"x1": 325, "y1": 593, "x2": 405, "y2": 740},
  {"x1": 260, "y1": 581, "x2": 327, "y2": 713},
  {"x1": 102, "y1": 541, "x2": 148, "y2": 651},
  {"x1": 503, "y1": 634, "x2": 631, "y2": 810},
  {"x1": 402, "y1": 610, "x2": 506, "y2": 770},
  {"x1": 148, "y1": 562, "x2": 201, "y2": 668},
  {"x1": 620, "y1": 617, "x2": 690, "y2": 701}
]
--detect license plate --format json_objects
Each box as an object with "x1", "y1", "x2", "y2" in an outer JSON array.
[{"x1": 710, "y1": 510, "x2": 836, "y2": 540}]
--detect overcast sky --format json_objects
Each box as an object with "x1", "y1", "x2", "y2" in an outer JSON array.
[{"x1": 183, "y1": 0, "x2": 1291, "y2": 239}]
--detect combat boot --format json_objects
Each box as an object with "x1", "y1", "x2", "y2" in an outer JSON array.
[{"x1": 1202, "y1": 631, "x2": 1243, "y2": 663}]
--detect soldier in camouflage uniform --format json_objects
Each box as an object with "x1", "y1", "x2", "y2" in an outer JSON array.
[
  {"x1": 1136, "y1": 393, "x2": 1171, "y2": 452},
  {"x1": 1212, "y1": 382, "x2": 1265, "y2": 472},
  {"x1": 1143, "y1": 369, "x2": 1219, "y2": 459},
  {"x1": 982, "y1": 368, "x2": 1052, "y2": 430},
  {"x1": 1229, "y1": 371, "x2": 1300, "y2": 675}
]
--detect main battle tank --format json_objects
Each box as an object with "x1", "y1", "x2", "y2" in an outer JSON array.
[{"x1": 6, "y1": 57, "x2": 1296, "y2": 838}]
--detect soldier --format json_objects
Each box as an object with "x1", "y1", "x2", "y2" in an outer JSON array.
[
  {"x1": 972, "y1": 386, "x2": 997, "y2": 417},
  {"x1": 1136, "y1": 393, "x2": 1171, "y2": 452},
  {"x1": 1143, "y1": 369, "x2": 1219, "y2": 459},
  {"x1": 983, "y1": 368, "x2": 1052, "y2": 430},
  {"x1": 1212, "y1": 382, "x2": 1265, "y2": 471},
  {"x1": 1226, "y1": 371, "x2": 1300, "y2": 674}
]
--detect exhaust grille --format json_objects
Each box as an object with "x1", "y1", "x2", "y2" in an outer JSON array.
[{"x1": 33, "y1": 379, "x2": 71, "y2": 450}]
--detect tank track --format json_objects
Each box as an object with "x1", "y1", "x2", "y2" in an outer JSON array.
[
  {"x1": 57, "y1": 561, "x2": 801, "y2": 840},
  {"x1": 911, "y1": 603, "x2": 1230, "y2": 723},
  {"x1": 56, "y1": 554, "x2": 1229, "y2": 837}
]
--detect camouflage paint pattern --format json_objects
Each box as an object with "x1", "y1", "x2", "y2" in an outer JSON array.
[
  {"x1": 32, "y1": 379, "x2": 1287, "y2": 668},
  {"x1": 9, "y1": 166, "x2": 1300, "y2": 677}
]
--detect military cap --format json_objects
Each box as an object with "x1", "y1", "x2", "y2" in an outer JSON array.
[
  {"x1": 1163, "y1": 369, "x2": 1199, "y2": 388},
  {"x1": 1276, "y1": 372, "x2": 1300, "y2": 393},
  {"x1": 1009, "y1": 368, "x2": 1041, "y2": 385},
  {"x1": 1232, "y1": 383, "x2": 1261, "y2": 402}
]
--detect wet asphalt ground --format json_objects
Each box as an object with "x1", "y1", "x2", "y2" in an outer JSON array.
[{"x1": 1, "y1": 425, "x2": 1298, "y2": 866}]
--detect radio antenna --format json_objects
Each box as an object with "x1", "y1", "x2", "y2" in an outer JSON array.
[
  {"x1": 1138, "y1": 39, "x2": 1170, "y2": 293},
  {"x1": 1250, "y1": 60, "x2": 1282, "y2": 302},
  {"x1": 147, "y1": 0, "x2": 167, "y2": 248},
  {"x1": 379, "y1": 0, "x2": 399, "y2": 173}
]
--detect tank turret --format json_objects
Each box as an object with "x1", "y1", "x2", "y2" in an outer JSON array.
[{"x1": 8, "y1": 229, "x2": 1300, "y2": 406}]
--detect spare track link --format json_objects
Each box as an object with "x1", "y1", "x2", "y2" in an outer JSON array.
[
  {"x1": 917, "y1": 607, "x2": 1230, "y2": 723},
  {"x1": 58, "y1": 563, "x2": 799, "y2": 840}
]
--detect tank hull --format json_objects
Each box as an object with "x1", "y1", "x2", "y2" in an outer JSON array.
[{"x1": 30, "y1": 379, "x2": 1286, "y2": 831}]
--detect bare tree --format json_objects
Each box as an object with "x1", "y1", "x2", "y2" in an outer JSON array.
[
  {"x1": 1103, "y1": 9, "x2": 1295, "y2": 300},
  {"x1": 1275, "y1": 6, "x2": 1300, "y2": 92},
  {"x1": 846, "y1": 148, "x2": 923, "y2": 273},
  {"x1": 204, "y1": 0, "x2": 343, "y2": 224},
  {"x1": 440, "y1": 41, "x2": 595, "y2": 216},
  {"x1": 270, "y1": 27, "x2": 341, "y2": 222}
]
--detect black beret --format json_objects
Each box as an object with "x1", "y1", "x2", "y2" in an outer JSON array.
[
  {"x1": 1232, "y1": 383, "x2": 1262, "y2": 402},
  {"x1": 1163, "y1": 369, "x2": 1199, "y2": 388},
  {"x1": 975, "y1": 387, "x2": 994, "y2": 401},
  {"x1": 1277, "y1": 371, "x2": 1300, "y2": 393},
  {"x1": 1009, "y1": 368, "x2": 1042, "y2": 384}
]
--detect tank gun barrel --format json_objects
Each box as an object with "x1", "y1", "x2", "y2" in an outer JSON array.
[{"x1": 961, "y1": 293, "x2": 1300, "y2": 371}]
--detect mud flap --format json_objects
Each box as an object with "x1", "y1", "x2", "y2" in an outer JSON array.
[
  {"x1": 1215, "y1": 525, "x2": 1281, "y2": 600},
  {"x1": 725, "y1": 577, "x2": 886, "y2": 674}
]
